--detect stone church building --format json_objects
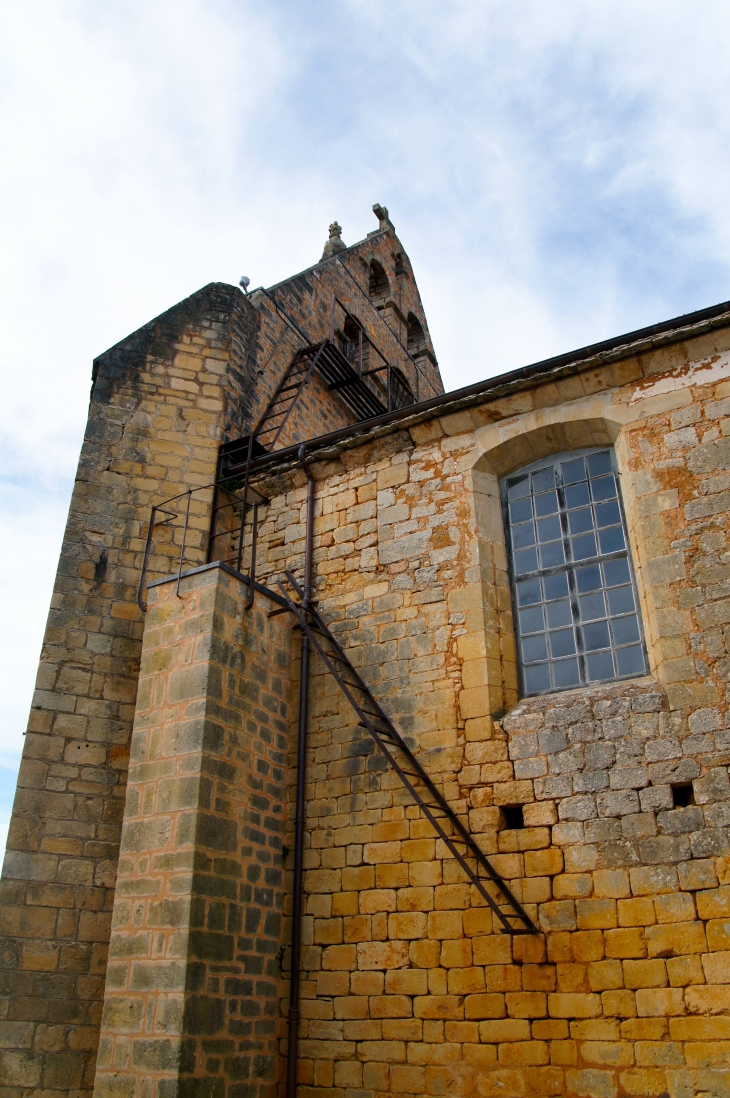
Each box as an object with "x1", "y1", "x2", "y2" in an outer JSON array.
[{"x1": 2, "y1": 206, "x2": 730, "y2": 1098}]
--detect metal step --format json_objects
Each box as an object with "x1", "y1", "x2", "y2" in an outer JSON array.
[{"x1": 277, "y1": 571, "x2": 538, "y2": 936}]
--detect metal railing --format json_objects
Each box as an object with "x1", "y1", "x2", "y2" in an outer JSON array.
[{"x1": 136, "y1": 478, "x2": 264, "y2": 613}]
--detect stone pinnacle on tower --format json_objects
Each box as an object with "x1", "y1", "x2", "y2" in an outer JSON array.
[{"x1": 321, "y1": 220, "x2": 346, "y2": 260}]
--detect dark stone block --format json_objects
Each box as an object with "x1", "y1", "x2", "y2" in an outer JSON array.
[
  {"x1": 254, "y1": 980, "x2": 277, "y2": 998},
  {"x1": 193, "y1": 873, "x2": 238, "y2": 900},
  {"x1": 242, "y1": 955, "x2": 264, "y2": 975},
  {"x1": 207, "y1": 902, "x2": 227, "y2": 931},
  {"x1": 174, "y1": 1076, "x2": 225, "y2": 1098},
  {"x1": 186, "y1": 962, "x2": 207, "y2": 992},
  {"x1": 254, "y1": 938, "x2": 278, "y2": 958},
  {"x1": 42, "y1": 1052, "x2": 85, "y2": 1088},
  {"x1": 254, "y1": 1020, "x2": 277, "y2": 1036},
  {"x1": 229, "y1": 1084, "x2": 258, "y2": 1098},
  {"x1": 183, "y1": 994, "x2": 226, "y2": 1035},
  {"x1": 190, "y1": 932, "x2": 234, "y2": 962},
  {"x1": 202, "y1": 1039, "x2": 236, "y2": 1054},
  {"x1": 242, "y1": 826, "x2": 267, "y2": 846},
  {"x1": 263, "y1": 912, "x2": 281, "y2": 937},
  {"x1": 224, "y1": 977, "x2": 254, "y2": 996},
  {"x1": 245, "y1": 908, "x2": 262, "y2": 933},
  {"x1": 224, "y1": 1055, "x2": 252, "y2": 1081},
  {"x1": 228, "y1": 1019, "x2": 253, "y2": 1036},
  {"x1": 197, "y1": 814, "x2": 238, "y2": 854},
  {"x1": 180, "y1": 1037, "x2": 197, "y2": 1073}
]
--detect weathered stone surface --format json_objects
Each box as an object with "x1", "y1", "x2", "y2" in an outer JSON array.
[{"x1": 8, "y1": 222, "x2": 730, "y2": 1098}]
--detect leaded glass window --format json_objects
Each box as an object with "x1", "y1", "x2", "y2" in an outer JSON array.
[{"x1": 501, "y1": 448, "x2": 648, "y2": 697}]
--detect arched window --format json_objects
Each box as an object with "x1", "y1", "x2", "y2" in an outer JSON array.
[
  {"x1": 501, "y1": 448, "x2": 647, "y2": 697},
  {"x1": 339, "y1": 316, "x2": 364, "y2": 367},
  {"x1": 389, "y1": 367, "x2": 414, "y2": 411},
  {"x1": 369, "y1": 259, "x2": 390, "y2": 300},
  {"x1": 407, "y1": 312, "x2": 426, "y2": 354}
]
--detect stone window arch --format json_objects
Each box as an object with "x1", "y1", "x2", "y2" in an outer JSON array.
[
  {"x1": 368, "y1": 259, "x2": 390, "y2": 301},
  {"x1": 501, "y1": 447, "x2": 648, "y2": 697},
  {"x1": 407, "y1": 312, "x2": 426, "y2": 354}
]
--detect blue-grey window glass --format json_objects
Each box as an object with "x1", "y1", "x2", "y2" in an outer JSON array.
[{"x1": 502, "y1": 448, "x2": 648, "y2": 697}]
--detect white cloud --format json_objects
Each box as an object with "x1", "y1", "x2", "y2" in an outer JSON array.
[{"x1": 1, "y1": 0, "x2": 730, "y2": 781}]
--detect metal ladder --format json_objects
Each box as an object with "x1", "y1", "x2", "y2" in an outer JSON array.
[
  {"x1": 278, "y1": 572, "x2": 538, "y2": 935},
  {"x1": 254, "y1": 342, "x2": 330, "y2": 453}
]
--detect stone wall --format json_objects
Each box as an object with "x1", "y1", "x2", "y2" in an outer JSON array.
[
  {"x1": 93, "y1": 565, "x2": 292, "y2": 1098},
  {"x1": 0, "y1": 283, "x2": 263, "y2": 1098},
  {"x1": 238, "y1": 328, "x2": 730, "y2": 1097},
  {"x1": 244, "y1": 222, "x2": 442, "y2": 456},
  {"x1": 0, "y1": 217, "x2": 444, "y2": 1098}
]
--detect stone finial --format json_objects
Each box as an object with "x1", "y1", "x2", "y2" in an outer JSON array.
[{"x1": 321, "y1": 221, "x2": 346, "y2": 260}]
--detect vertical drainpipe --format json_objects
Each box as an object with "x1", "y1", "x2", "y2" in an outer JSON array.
[{"x1": 286, "y1": 445, "x2": 315, "y2": 1098}]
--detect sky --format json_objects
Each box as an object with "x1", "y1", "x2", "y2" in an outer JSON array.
[{"x1": 2, "y1": 0, "x2": 730, "y2": 852}]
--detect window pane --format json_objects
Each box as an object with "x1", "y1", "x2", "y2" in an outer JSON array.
[
  {"x1": 546, "y1": 599, "x2": 572, "y2": 628},
  {"x1": 544, "y1": 572, "x2": 569, "y2": 600},
  {"x1": 561, "y1": 458, "x2": 586, "y2": 484},
  {"x1": 572, "y1": 533, "x2": 597, "y2": 560},
  {"x1": 576, "y1": 565, "x2": 602, "y2": 593},
  {"x1": 564, "y1": 482, "x2": 590, "y2": 508},
  {"x1": 583, "y1": 621, "x2": 611, "y2": 650},
  {"x1": 587, "y1": 451, "x2": 612, "y2": 477},
  {"x1": 523, "y1": 634, "x2": 548, "y2": 661},
  {"x1": 512, "y1": 523, "x2": 536, "y2": 548},
  {"x1": 540, "y1": 541, "x2": 566, "y2": 568},
  {"x1": 517, "y1": 578, "x2": 541, "y2": 606},
  {"x1": 607, "y1": 585, "x2": 634, "y2": 614},
  {"x1": 587, "y1": 650, "x2": 614, "y2": 680},
  {"x1": 532, "y1": 468, "x2": 555, "y2": 493},
  {"x1": 507, "y1": 475, "x2": 530, "y2": 499},
  {"x1": 549, "y1": 629, "x2": 576, "y2": 658},
  {"x1": 519, "y1": 605, "x2": 544, "y2": 633},
  {"x1": 599, "y1": 526, "x2": 625, "y2": 554},
  {"x1": 553, "y1": 658, "x2": 580, "y2": 687},
  {"x1": 510, "y1": 497, "x2": 533, "y2": 523},
  {"x1": 537, "y1": 515, "x2": 561, "y2": 542},
  {"x1": 591, "y1": 475, "x2": 617, "y2": 502},
  {"x1": 579, "y1": 592, "x2": 606, "y2": 621},
  {"x1": 534, "y1": 490, "x2": 559, "y2": 516},
  {"x1": 524, "y1": 664, "x2": 551, "y2": 693},
  {"x1": 595, "y1": 500, "x2": 621, "y2": 528},
  {"x1": 612, "y1": 615, "x2": 640, "y2": 645},
  {"x1": 514, "y1": 547, "x2": 538, "y2": 574},
  {"x1": 604, "y1": 558, "x2": 631, "y2": 586},
  {"x1": 568, "y1": 508, "x2": 593, "y2": 534},
  {"x1": 616, "y1": 645, "x2": 645, "y2": 676},
  {"x1": 503, "y1": 448, "x2": 645, "y2": 698}
]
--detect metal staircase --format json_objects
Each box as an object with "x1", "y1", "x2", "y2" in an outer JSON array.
[{"x1": 277, "y1": 571, "x2": 538, "y2": 935}]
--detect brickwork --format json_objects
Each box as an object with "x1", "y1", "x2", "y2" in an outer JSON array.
[
  {"x1": 0, "y1": 283, "x2": 264, "y2": 1098},
  {"x1": 245, "y1": 224, "x2": 441, "y2": 454},
  {"x1": 7, "y1": 207, "x2": 730, "y2": 1098},
  {"x1": 238, "y1": 327, "x2": 730, "y2": 1097},
  {"x1": 94, "y1": 565, "x2": 292, "y2": 1098},
  {"x1": 0, "y1": 214, "x2": 443, "y2": 1098}
]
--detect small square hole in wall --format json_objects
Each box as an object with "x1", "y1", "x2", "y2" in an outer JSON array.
[
  {"x1": 502, "y1": 805, "x2": 525, "y2": 830},
  {"x1": 671, "y1": 784, "x2": 695, "y2": 808}
]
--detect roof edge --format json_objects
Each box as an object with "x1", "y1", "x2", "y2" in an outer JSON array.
[
  {"x1": 237, "y1": 296, "x2": 730, "y2": 479},
  {"x1": 260, "y1": 228, "x2": 391, "y2": 296}
]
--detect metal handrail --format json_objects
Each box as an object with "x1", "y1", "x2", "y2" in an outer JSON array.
[
  {"x1": 277, "y1": 571, "x2": 539, "y2": 936},
  {"x1": 136, "y1": 479, "x2": 262, "y2": 612}
]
